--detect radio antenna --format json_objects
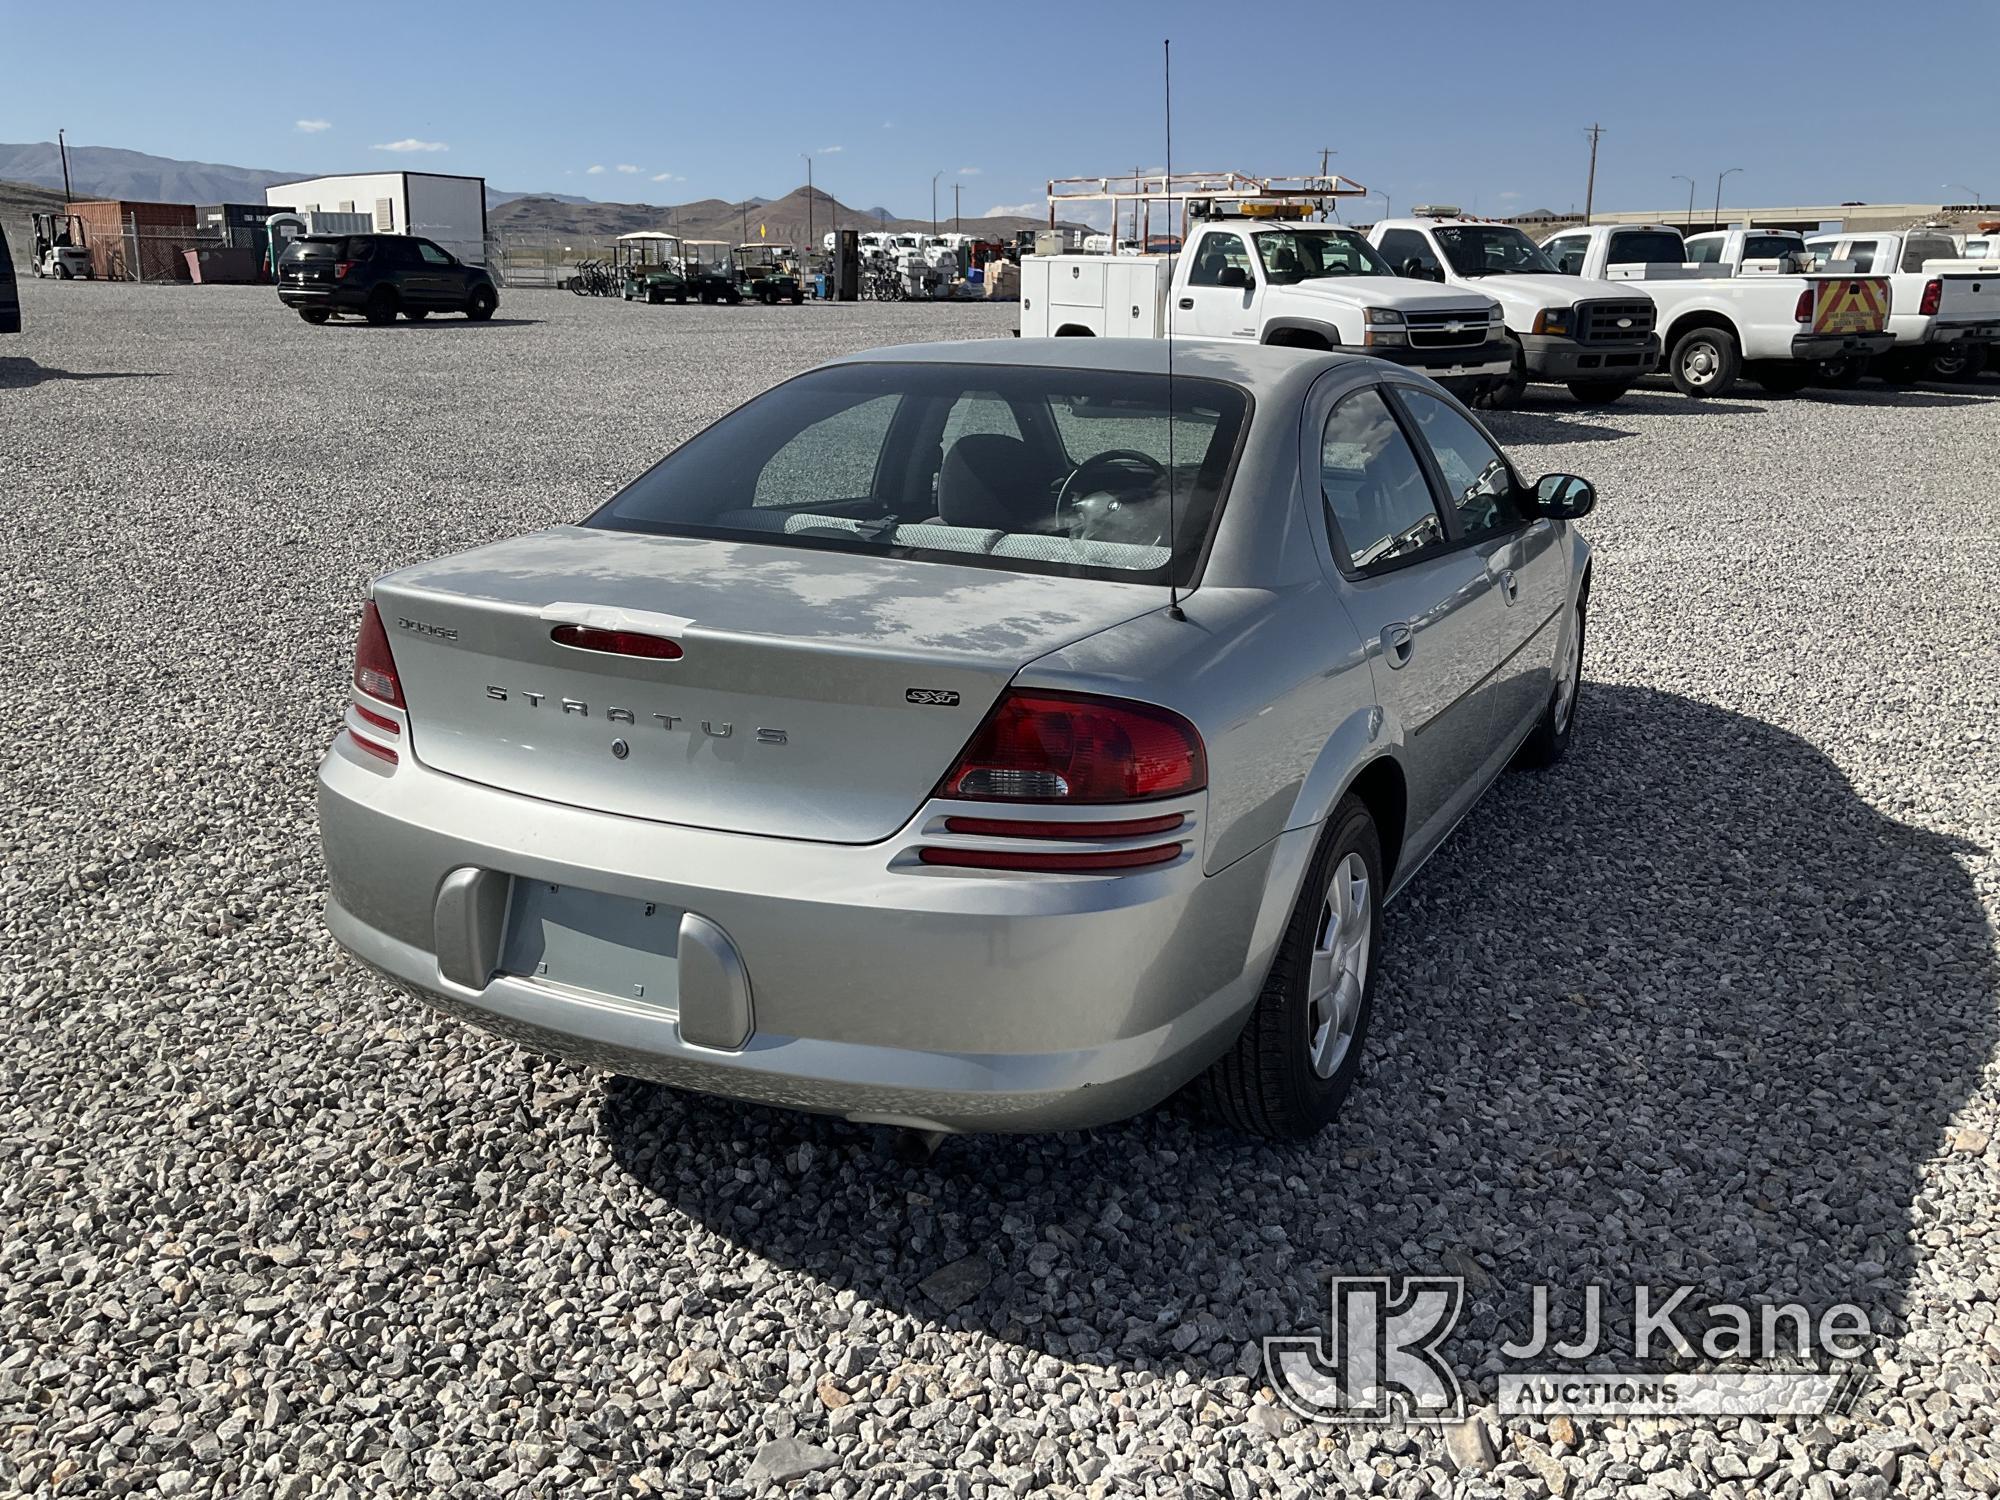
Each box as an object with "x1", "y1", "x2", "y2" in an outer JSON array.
[{"x1": 1163, "y1": 37, "x2": 1185, "y2": 621}]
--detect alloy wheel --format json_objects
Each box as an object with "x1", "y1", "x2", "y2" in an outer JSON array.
[{"x1": 1306, "y1": 852, "x2": 1372, "y2": 1079}]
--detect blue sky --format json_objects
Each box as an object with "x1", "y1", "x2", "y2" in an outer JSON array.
[{"x1": 5, "y1": 1, "x2": 1993, "y2": 219}]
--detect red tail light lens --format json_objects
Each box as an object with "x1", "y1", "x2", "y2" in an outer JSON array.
[
  {"x1": 353, "y1": 601, "x2": 405, "y2": 707},
  {"x1": 1919, "y1": 278, "x2": 1942, "y2": 316},
  {"x1": 919, "y1": 843, "x2": 1183, "y2": 872},
  {"x1": 335, "y1": 261, "x2": 355, "y2": 278},
  {"x1": 937, "y1": 690, "x2": 1206, "y2": 803},
  {"x1": 1794, "y1": 288, "x2": 1815, "y2": 323},
  {"x1": 551, "y1": 624, "x2": 683, "y2": 660}
]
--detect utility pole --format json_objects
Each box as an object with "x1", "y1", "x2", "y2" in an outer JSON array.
[
  {"x1": 1318, "y1": 146, "x2": 1336, "y2": 220},
  {"x1": 931, "y1": 171, "x2": 941, "y2": 237},
  {"x1": 1583, "y1": 124, "x2": 1604, "y2": 225},
  {"x1": 953, "y1": 183, "x2": 961, "y2": 235},
  {"x1": 1673, "y1": 174, "x2": 1696, "y2": 227},
  {"x1": 58, "y1": 127, "x2": 73, "y2": 204},
  {"x1": 803, "y1": 154, "x2": 813, "y2": 258}
]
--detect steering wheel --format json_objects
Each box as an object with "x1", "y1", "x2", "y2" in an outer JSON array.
[{"x1": 1054, "y1": 449, "x2": 1171, "y2": 533}]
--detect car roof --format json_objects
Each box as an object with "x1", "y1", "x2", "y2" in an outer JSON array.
[{"x1": 836, "y1": 337, "x2": 1362, "y2": 404}]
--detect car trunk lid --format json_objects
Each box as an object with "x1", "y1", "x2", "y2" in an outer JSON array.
[{"x1": 371, "y1": 526, "x2": 1164, "y2": 843}]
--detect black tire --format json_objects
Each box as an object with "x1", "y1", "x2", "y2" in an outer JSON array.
[
  {"x1": 1747, "y1": 363, "x2": 1812, "y2": 395},
  {"x1": 402, "y1": 308, "x2": 429, "y2": 321},
  {"x1": 647, "y1": 287, "x2": 665, "y2": 305},
  {"x1": 297, "y1": 307, "x2": 331, "y2": 325},
  {"x1": 1515, "y1": 597, "x2": 1585, "y2": 769},
  {"x1": 1200, "y1": 796, "x2": 1382, "y2": 1139},
  {"x1": 363, "y1": 288, "x2": 399, "y2": 326},
  {"x1": 1668, "y1": 325, "x2": 1740, "y2": 397},
  {"x1": 1814, "y1": 356, "x2": 1866, "y2": 389},
  {"x1": 790, "y1": 291, "x2": 805, "y2": 305},
  {"x1": 466, "y1": 286, "x2": 498, "y2": 321},
  {"x1": 1927, "y1": 343, "x2": 1987, "y2": 382},
  {"x1": 1566, "y1": 380, "x2": 1631, "y2": 405},
  {"x1": 57, "y1": 264, "x2": 74, "y2": 281},
  {"x1": 1474, "y1": 340, "x2": 1528, "y2": 409},
  {"x1": 1876, "y1": 350, "x2": 1926, "y2": 385}
]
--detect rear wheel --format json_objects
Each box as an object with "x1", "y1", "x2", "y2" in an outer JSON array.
[
  {"x1": 466, "y1": 286, "x2": 498, "y2": 321},
  {"x1": 363, "y1": 288, "x2": 399, "y2": 326},
  {"x1": 1928, "y1": 343, "x2": 1987, "y2": 381},
  {"x1": 1669, "y1": 325, "x2": 1740, "y2": 397},
  {"x1": 1814, "y1": 356, "x2": 1866, "y2": 388},
  {"x1": 1516, "y1": 599, "x2": 1585, "y2": 769},
  {"x1": 297, "y1": 307, "x2": 331, "y2": 325},
  {"x1": 1201, "y1": 797, "x2": 1381, "y2": 1139},
  {"x1": 1567, "y1": 380, "x2": 1630, "y2": 405},
  {"x1": 1747, "y1": 363, "x2": 1812, "y2": 395},
  {"x1": 1876, "y1": 349, "x2": 1926, "y2": 384},
  {"x1": 402, "y1": 308, "x2": 429, "y2": 321}
]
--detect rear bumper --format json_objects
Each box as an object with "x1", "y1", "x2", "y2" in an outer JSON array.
[
  {"x1": 317, "y1": 738, "x2": 1306, "y2": 1132},
  {"x1": 278, "y1": 285, "x2": 361, "y2": 311},
  {"x1": 1791, "y1": 331, "x2": 1895, "y2": 361},
  {"x1": 1386, "y1": 337, "x2": 1515, "y2": 380},
  {"x1": 1933, "y1": 319, "x2": 2000, "y2": 344},
  {"x1": 1517, "y1": 333, "x2": 1660, "y2": 381}
]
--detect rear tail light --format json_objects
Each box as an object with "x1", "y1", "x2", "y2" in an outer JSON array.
[
  {"x1": 936, "y1": 690, "x2": 1206, "y2": 803},
  {"x1": 1919, "y1": 278, "x2": 1942, "y2": 316},
  {"x1": 353, "y1": 602, "x2": 404, "y2": 706},
  {"x1": 335, "y1": 261, "x2": 355, "y2": 278},
  {"x1": 919, "y1": 843, "x2": 1182, "y2": 872},
  {"x1": 1794, "y1": 288, "x2": 1815, "y2": 323},
  {"x1": 551, "y1": 624, "x2": 683, "y2": 660}
]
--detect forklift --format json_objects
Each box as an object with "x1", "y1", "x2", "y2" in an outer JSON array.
[{"x1": 31, "y1": 212, "x2": 92, "y2": 279}]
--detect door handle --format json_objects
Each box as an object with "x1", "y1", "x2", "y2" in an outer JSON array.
[
  {"x1": 1380, "y1": 623, "x2": 1415, "y2": 669},
  {"x1": 1498, "y1": 569, "x2": 1519, "y2": 605},
  {"x1": 1177, "y1": 297, "x2": 1194, "y2": 310}
]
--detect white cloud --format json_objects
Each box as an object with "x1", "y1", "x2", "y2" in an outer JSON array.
[
  {"x1": 295, "y1": 118, "x2": 332, "y2": 134},
  {"x1": 982, "y1": 200, "x2": 1043, "y2": 218},
  {"x1": 373, "y1": 138, "x2": 448, "y2": 153},
  {"x1": 881, "y1": 121, "x2": 894, "y2": 129},
  {"x1": 1497, "y1": 190, "x2": 1523, "y2": 202},
  {"x1": 651, "y1": 172, "x2": 685, "y2": 183},
  {"x1": 819, "y1": 145, "x2": 844, "y2": 154},
  {"x1": 958, "y1": 166, "x2": 982, "y2": 176},
  {"x1": 586, "y1": 164, "x2": 607, "y2": 175},
  {"x1": 616, "y1": 164, "x2": 642, "y2": 174}
]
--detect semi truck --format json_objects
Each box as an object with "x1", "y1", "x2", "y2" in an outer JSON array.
[
  {"x1": 1803, "y1": 227, "x2": 2000, "y2": 381},
  {"x1": 1366, "y1": 209, "x2": 1660, "y2": 406},
  {"x1": 1538, "y1": 223, "x2": 1893, "y2": 397},
  {"x1": 1020, "y1": 207, "x2": 1511, "y2": 397}
]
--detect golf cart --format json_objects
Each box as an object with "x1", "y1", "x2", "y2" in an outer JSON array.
[
  {"x1": 733, "y1": 243, "x2": 804, "y2": 304},
  {"x1": 616, "y1": 232, "x2": 694, "y2": 303},
  {"x1": 31, "y1": 212, "x2": 92, "y2": 280},
  {"x1": 676, "y1": 240, "x2": 742, "y2": 304}
]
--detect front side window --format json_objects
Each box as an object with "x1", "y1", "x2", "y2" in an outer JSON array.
[
  {"x1": 1399, "y1": 389, "x2": 1525, "y2": 542},
  {"x1": 592, "y1": 364, "x2": 1250, "y2": 586},
  {"x1": 1606, "y1": 230, "x2": 1687, "y2": 266},
  {"x1": 1378, "y1": 229, "x2": 1443, "y2": 277},
  {"x1": 1544, "y1": 235, "x2": 1587, "y2": 275},
  {"x1": 1253, "y1": 229, "x2": 1394, "y2": 284},
  {"x1": 1685, "y1": 236, "x2": 1722, "y2": 264},
  {"x1": 1432, "y1": 224, "x2": 1559, "y2": 277},
  {"x1": 1187, "y1": 233, "x2": 1253, "y2": 286},
  {"x1": 1319, "y1": 388, "x2": 1445, "y2": 571}
]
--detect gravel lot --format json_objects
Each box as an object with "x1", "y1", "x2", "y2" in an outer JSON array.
[{"x1": 4, "y1": 282, "x2": 1998, "y2": 1500}]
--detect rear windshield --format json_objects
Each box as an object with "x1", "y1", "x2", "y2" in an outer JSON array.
[
  {"x1": 1606, "y1": 230, "x2": 1688, "y2": 266},
  {"x1": 279, "y1": 237, "x2": 373, "y2": 263},
  {"x1": 589, "y1": 363, "x2": 1252, "y2": 587},
  {"x1": 1742, "y1": 234, "x2": 1803, "y2": 262}
]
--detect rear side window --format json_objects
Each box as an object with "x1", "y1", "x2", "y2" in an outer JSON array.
[
  {"x1": 1399, "y1": 390, "x2": 1526, "y2": 542},
  {"x1": 591, "y1": 363, "x2": 1251, "y2": 587},
  {"x1": 1319, "y1": 388, "x2": 1444, "y2": 571}
]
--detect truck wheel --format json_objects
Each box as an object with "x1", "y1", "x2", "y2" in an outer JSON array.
[
  {"x1": 1566, "y1": 380, "x2": 1630, "y2": 405},
  {"x1": 1200, "y1": 795, "x2": 1381, "y2": 1139},
  {"x1": 363, "y1": 288, "x2": 400, "y2": 326},
  {"x1": 297, "y1": 308, "x2": 331, "y2": 325},
  {"x1": 466, "y1": 287, "x2": 498, "y2": 321},
  {"x1": 1474, "y1": 342, "x2": 1528, "y2": 409},
  {"x1": 1928, "y1": 343, "x2": 1987, "y2": 381},
  {"x1": 1747, "y1": 364, "x2": 1811, "y2": 395},
  {"x1": 402, "y1": 308, "x2": 429, "y2": 321},
  {"x1": 1669, "y1": 326, "x2": 1740, "y2": 397},
  {"x1": 1814, "y1": 356, "x2": 1866, "y2": 389}
]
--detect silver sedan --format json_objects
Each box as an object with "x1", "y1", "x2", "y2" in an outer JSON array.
[{"x1": 317, "y1": 338, "x2": 1595, "y2": 1137}]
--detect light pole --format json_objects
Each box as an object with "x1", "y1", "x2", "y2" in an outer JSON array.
[
  {"x1": 932, "y1": 171, "x2": 942, "y2": 237},
  {"x1": 1672, "y1": 174, "x2": 1696, "y2": 228},
  {"x1": 1713, "y1": 167, "x2": 1742, "y2": 229},
  {"x1": 1944, "y1": 182, "x2": 1983, "y2": 203}
]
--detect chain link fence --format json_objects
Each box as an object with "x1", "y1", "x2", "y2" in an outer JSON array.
[{"x1": 486, "y1": 230, "x2": 624, "y2": 290}]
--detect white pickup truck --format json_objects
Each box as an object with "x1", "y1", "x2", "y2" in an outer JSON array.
[
  {"x1": 1803, "y1": 227, "x2": 2000, "y2": 380},
  {"x1": 1539, "y1": 223, "x2": 1894, "y2": 396},
  {"x1": 1020, "y1": 215, "x2": 1512, "y2": 397},
  {"x1": 1365, "y1": 213, "x2": 1659, "y2": 406},
  {"x1": 1683, "y1": 227, "x2": 1809, "y2": 275}
]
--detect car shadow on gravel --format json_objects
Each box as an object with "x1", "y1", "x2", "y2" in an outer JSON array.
[
  {"x1": 312, "y1": 317, "x2": 540, "y2": 331},
  {"x1": 1805, "y1": 387, "x2": 1997, "y2": 408},
  {"x1": 600, "y1": 684, "x2": 1996, "y2": 1382},
  {"x1": 0, "y1": 357, "x2": 162, "y2": 388}
]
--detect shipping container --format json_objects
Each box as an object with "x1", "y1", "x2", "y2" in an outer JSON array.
[{"x1": 264, "y1": 172, "x2": 489, "y2": 264}]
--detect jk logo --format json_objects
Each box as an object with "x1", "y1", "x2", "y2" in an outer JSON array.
[{"x1": 1265, "y1": 1276, "x2": 1466, "y2": 1424}]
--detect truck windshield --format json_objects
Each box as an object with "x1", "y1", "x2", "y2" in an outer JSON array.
[
  {"x1": 1432, "y1": 225, "x2": 1559, "y2": 277},
  {"x1": 1253, "y1": 229, "x2": 1393, "y2": 283}
]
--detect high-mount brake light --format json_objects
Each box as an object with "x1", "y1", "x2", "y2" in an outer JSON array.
[
  {"x1": 551, "y1": 624, "x2": 684, "y2": 660},
  {"x1": 935, "y1": 690, "x2": 1206, "y2": 804},
  {"x1": 353, "y1": 602, "x2": 405, "y2": 707}
]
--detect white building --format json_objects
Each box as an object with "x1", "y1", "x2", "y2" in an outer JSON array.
[{"x1": 264, "y1": 171, "x2": 489, "y2": 264}]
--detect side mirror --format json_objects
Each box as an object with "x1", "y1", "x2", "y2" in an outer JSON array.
[
  {"x1": 1399, "y1": 258, "x2": 1425, "y2": 278},
  {"x1": 1533, "y1": 473, "x2": 1596, "y2": 520},
  {"x1": 1217, "y1": 264, "x2": 1251, "y2": 290}
]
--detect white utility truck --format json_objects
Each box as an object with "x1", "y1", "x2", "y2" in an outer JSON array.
[
  {"x1": 1539, "y1": 223, "x2": 1893, "y2": 396},
  {"x1": 1683, "y1": 227, "x2": 1810, "y2": 274},
  {"x1": 1803, "y1": 227, "x2": 2000, "y2": 381},
  {"x1": 1021, "y1": 204, "x2": 1511, "y2": 398},
  {"x1": 1367, "y1": 209, "x2": 1660, "y2": 406}
]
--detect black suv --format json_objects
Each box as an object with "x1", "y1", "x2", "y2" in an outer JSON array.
[{"x1": 277, "y1": 234, "x2": 499, "y2": 325}]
